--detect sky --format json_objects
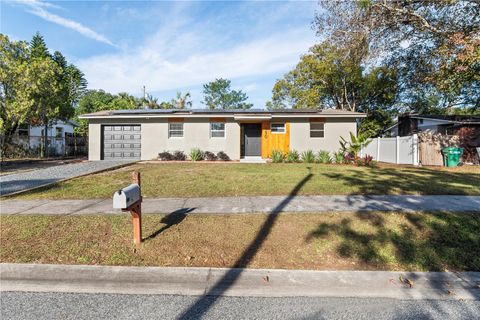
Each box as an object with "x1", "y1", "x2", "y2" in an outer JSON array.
[{"x1": 1, "y1": 0, "x2": 318, "y2": 108}]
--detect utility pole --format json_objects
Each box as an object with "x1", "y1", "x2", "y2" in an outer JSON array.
[{"x1": 143, "y1": 85, "x2": 146, "y2": 109}]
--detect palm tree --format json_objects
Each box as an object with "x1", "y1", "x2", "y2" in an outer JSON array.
[
  {"x1": 172, "y1": 92, "x2": 192, "y2": 109},
  {"x1": 144, "y1": 94, "x2": 160, "y2": 109}
]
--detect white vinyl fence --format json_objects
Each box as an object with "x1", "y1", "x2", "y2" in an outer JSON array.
[{"x1": 360, "y1": 134, "x2": 419, "y2": 166}]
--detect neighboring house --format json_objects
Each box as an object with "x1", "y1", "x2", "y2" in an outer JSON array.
[
  {"x1": 14, "y1": 120, "x2": 80, "y2": 156},
  {"x1": 385, "y1": 114, "x2": 480, "y2": 137},
  {"x1": 79, "y1": 109, "x2": 366, "y2": 161}
]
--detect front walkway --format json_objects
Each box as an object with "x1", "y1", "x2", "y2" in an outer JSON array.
[
  {"x1": 1, "y1": 195, "x2": 479, "y2": 215},
  {"x1": 0, "y1": 160, "x2": 134, "y2": 196}
]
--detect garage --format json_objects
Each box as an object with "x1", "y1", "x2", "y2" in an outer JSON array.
[{"x1": 102, "y1": 125, "x2": 141, "y2": 160}]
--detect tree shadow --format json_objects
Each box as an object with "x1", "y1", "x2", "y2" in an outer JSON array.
[
  {"x1": 306, "y1": 211, "x2": 480, "y2": 271},
  {"x1": 143, "y1": 208, "x2": 195, "y2": 241},
  {"x1": 322, "y1": 166, "x2": 480, "y2": 195},
  {"x1": 177, "y1": 171, "x2": 313, "y2": 319}
]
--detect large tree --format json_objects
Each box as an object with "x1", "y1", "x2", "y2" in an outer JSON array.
[
  {"x1": 202, "y1": 78, "x2": 253, "y2": 109},
  {"x1": 314, "y1": 0, "x2": 480, "y2": 113},
  {"x1": 268, "y1": 42, "x2": 398, "y2": 125}
]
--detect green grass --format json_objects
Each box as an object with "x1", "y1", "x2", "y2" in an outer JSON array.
[
  {"x1": 1, "y1": 212, "x2": 479, "y2": 271},
  {"x1": 6, "y1": 162, "x2": 480, "y2": 200}
]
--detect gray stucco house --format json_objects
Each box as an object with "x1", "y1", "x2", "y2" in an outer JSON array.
[{"x1": 79, "y1": 108, "x2": 366, "y2": 161}]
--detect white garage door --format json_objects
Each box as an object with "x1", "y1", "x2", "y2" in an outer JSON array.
[{"x1": 102, "y1": 125, "x2": 141, "y2": 160}]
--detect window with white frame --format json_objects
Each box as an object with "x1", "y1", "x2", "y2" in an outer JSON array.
[
  {"x1": 310, "y1": 122, "x2": 324, "y2": 138},
  {"x1": 210, "y1": 122, "x2": 225, "y2": 138},
  {"x1": 270, "y1": 123, "x2": 285, "y2": 134},
  {"x1": 55, "y1": 127, "x2": 63, "y2": 138},
  {"x1": 168, "y1": 122, "x2": 184, "y2": 138},
  {"x1": 18, "y1": 124, "x2": 29, "y2": 136}
]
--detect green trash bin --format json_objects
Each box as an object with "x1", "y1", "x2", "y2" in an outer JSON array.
[{"x1": 442, "y1": 147, "x2": 464, "y2": 167}]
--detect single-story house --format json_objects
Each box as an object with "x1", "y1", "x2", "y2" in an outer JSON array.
[
  {"x1": 384, "y1": 114, "x2": 480, "y2": 138},
  {"x1": 79, "y1": 108, "x2": 366, "y2": 161}
]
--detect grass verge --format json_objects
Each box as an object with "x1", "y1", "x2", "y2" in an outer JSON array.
[
  {"x1": 1, "y1": 212, "x2": 479, "y2": 271},
  {"x1": 6, "y1": 163, "x2": 480, "y2": 199}
]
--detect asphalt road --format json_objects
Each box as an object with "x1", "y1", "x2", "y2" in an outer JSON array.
[{"x1": 1, "y1": 292, "x2": 479, "y2": 320}]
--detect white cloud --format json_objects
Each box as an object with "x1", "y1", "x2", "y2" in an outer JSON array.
[
  {"x1": 78, "y1": 27, "x2": 314, "y2": 94},
  {"x1": 12, "y1": 0, "x2": 115, "y2": 46}
]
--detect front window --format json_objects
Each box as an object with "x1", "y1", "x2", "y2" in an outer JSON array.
[
  {"x1": 210, "y1": 122, "x2": 225, "y2": 138},
  {"x1": 169, "y1": 122, "x2": 184, "y2": 138},
  {"x1": 18, "y1": 124, "x2": 29, "y2": 136},
  {"x1": 55, "y1": 127, "x2": 63, "y2": 138},
  {"x1": 270, "y1": 123, "x2": 285, "y2": 134},
  {"x1": 310, "y1": 122, "x2": 324, "y2": 138}
]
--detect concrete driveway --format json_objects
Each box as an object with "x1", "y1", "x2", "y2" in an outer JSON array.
[{"x1": 0, "y1": 160, "x2": 134, "y2": 196}]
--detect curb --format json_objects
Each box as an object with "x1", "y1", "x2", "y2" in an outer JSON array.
[{"x1": 1, "y1": 264, "x2": 479, "y2": 300}]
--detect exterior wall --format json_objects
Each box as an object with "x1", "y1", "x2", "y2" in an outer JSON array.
[
  {"x1": 289, "y1": 118, "x2": 357, "y2": 153},
  {"x1": 88, "y1": 122, "x2": 102, "y2": 160},
  {"x1": 88, "y1": 117, "x2": 241, "y2": 160}
]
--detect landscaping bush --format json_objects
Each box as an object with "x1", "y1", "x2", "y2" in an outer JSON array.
[
  {"x1": 343, "y1": 153, "x2": 355, "y2": 164},
  {"x1": 158, "y1": 151, "x2": 173, "y2": 161},
  {"x1": 286, "y1": 150, "x2": 300, "y2": 163},
  {"x1": 301, "y1": 150, "x2": 315, "y2": 163},
  {"x1": 271, "y1": 149, "x2": 285, "y2": 163},
  {"x1": 204, "y1": 151, "x2": 217, "y2": 161},
  {"x1": 357, "y1": 155, "x2": 374, "y2": 166},
  {"x1": 172, "y1": 150, "x2": 186, "y2": 161},
  {"x1": 317, "y1": 150, "x2": 332, "y2": 164},
  {"x1": 189, "y1": 148, "x2": 204, "y2": 161},
  {"x1": 216, "y1": 151, "x2": 230, "y2": 161},
  {"x1": 333, "y1": 151, "x2": 344, "y2": 164}
]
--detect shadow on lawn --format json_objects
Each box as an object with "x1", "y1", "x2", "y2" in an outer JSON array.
[
  {"x1": 322, "y1": 166, "x2": 480, "y2": 195},
  {"x1": 177, "y1": 170, "x2": 313, "y2": 320},
  {"x1": 306, "y1": 211, "x2": 480, "y2": 271},
  {"x1": 143, "y1": 208, "x2": 196, "y2": 241}
]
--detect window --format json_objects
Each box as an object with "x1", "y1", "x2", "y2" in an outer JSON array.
[
  {"x1": 18, "y1": 124, "x2": 29, "y2": 136},
  {"x1": 210, "y1": 122, "x2": 225, "y2": 138},
  {"x1": 270, "y1": 123, "x2": 285, "y2": 134},
  {"x1": 169, "y1": 122, "x2": 183, "y2": 138},
  {"x1": 310, "y1": 122, "x2": 324, "y2": 138},
  {"x1": 55, "y1": 127, "x2": 63, "y2": 138}
]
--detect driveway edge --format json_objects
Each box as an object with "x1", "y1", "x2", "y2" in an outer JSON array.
[{"x1": 1, "y1": 263, "x2": 479, "y2": 300}]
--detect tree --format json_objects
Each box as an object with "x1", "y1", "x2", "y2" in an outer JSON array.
[
  {"x1": 172, "y1": 91, "x2": 192, "y2": 109},
  {"x1": 202, "y1": 78, "x2": 253, "y2": 109},
  {"x1": 0, "y1": 34, "x2": 31, "y2": 138},
  {"x1": 314, "y1": 0, "x2": 480, "y2": 114},
  {"x1": 269, "y1": 42, "x2": 398, "y2": 112},
  {"x1": 75, "y1": 90, "x2": 139, "y2": 135}
]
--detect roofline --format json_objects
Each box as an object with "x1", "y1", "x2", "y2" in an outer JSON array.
[{"x1": 79, "y1": 113, "x2": 366, "y2": 119}]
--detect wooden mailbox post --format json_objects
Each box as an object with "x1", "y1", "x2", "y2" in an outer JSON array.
[{"x1": 113, "y1": 171, "x2": 143, "y2": 245}]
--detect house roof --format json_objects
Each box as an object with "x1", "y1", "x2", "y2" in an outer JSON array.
[
  {"x1": 408, "y1": 114, "x2": 480, "y2": 124},
  {"x1": 79, "y1": 108, "x2": 367, "y2": 119}
]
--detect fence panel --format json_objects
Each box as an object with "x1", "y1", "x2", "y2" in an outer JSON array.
[{"x1": 361, "y1": 135, "x2": 419, "y2": 166}]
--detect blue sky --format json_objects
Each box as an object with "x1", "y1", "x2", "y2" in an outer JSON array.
[{"x1": 2, "y1": 0, "x2": 318, "y2": 108}]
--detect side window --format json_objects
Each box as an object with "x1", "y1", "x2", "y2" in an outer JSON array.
[
  {"x1": 310, "y1": 122, "x2": 324, "y2": 138},
  {"x1": 169, "y1": 122, "x2": 184, "y2": 138},
  {"x1": 210, "y1": 122, "x2": 225, "y2": 138}
]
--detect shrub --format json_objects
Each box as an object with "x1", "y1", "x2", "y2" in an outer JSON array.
[
  {"x1": 357, "y1": 154, "x2": 374, "y2": 167},
  {"x1": 189, "y1": 148, "x2": 204, "y2": 161},
  {"x1": 317, "y1": 150, "x2": 332, "y2": 164},
  {"x1": 204, "y1": 151, "x2": 217, "y2": 161},
  {"x1": 158, "y1": 151, "x2": 173, "y2": 161},
  {"x1": 301, "y1": 150, "x2": 315, "y2": 163},
  {"x1": 172, "y1": 150, "x2": 186, "y2": 161},
  {"x1": 216, "y1": 151, "x2": 230, "y2": 161},
  {"x1": 271, "y1": 149, "x2": 285, "y2": 163},
  {"x1": 286, "y1": 150, "x2": 300, "y2": 163},
  {"x1": 344, "y1": 153, "x2": 355, "y2": 164},
  {"x1": 333, "y1": 151, "x2": 344, "y2": 164}
]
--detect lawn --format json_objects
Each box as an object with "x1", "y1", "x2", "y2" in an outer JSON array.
[
  {"x1": 7, "y1": 162, "x2": 480, "y2": 199},
  {"x1": 1, "y1": 211, "x2": 479, "y2": 271}
]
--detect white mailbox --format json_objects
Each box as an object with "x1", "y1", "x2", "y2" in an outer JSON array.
[{"x1": 113, "y1": 183, "x2": 141, "y2": 209}]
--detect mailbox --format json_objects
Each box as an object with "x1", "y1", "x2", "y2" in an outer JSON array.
[{"x1": 113, "y1": 183, "x2": 141, "y2": 209}]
